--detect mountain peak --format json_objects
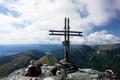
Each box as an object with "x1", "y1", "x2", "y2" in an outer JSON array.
[{"x1": 35, "y1": 54, "x2": 57, "y2": 66}]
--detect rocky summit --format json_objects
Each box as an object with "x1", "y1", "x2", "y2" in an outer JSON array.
[{"x1": 2, "y1": 65, "x2": 113, "y2": 80}]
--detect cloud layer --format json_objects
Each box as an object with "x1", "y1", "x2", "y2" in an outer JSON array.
[
  {"x1": 87, "y1": 30, "x2": 120, "y2": 44},
  {"x1": 0, "y1": 0, "x2": 119, "y2": 44}
]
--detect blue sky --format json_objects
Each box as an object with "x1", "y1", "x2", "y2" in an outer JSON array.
[
  {"x1": 93, "y1": 19, "x2": 120, "y2": 37},
  {"x1": 0, "y1": 0, "x2": 119, "y2": 44},
  {"x1": 0, "y1": 5, "x2": 21, "y2": 17}
]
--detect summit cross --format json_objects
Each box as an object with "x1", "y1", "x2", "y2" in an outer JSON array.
[{"x1": 49, "y1": 17, "x2": 82, "y2": 62}]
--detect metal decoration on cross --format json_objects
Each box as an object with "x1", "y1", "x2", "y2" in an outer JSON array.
[{"x1": 49, "y1": 17, "x2": 82, "y2": 62}]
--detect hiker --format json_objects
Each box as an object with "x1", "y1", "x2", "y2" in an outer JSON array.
[
  {"x1": 25, "y1": 60, "x2": 37, "y2": 76},
  {"x1": 51, "y1": 65, "x2": 59, "y2": 76},
  {"x1": 36, "y1": 63, "x2": 42, "y2": 75}
]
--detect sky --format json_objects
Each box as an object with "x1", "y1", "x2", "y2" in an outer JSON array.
[{"x1": 0, "y1": 0, "x2": 120, "y2": 45}]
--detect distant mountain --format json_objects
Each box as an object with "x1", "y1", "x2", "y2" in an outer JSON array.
[
  {"x1": 35, "y1": 54, "x2": 57, "y2": 66},
  {"x1": 86, "y1": 44, "x2": 120, "y2": 78},
  {"x1": 0, "y1": 44, "x2": 120, "y2": 78},
  {"x1": 0, "y1": 44, "x2": 62, "y2": 56},
  {"x1": 49, "y1": 45, "x2": 94, "y2": 67},
  {"x1": 0, "y1": 50, "x2": 45, "y2": 78}
]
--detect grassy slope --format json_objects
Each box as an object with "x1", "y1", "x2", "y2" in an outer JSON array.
[
  {"x1": 85, "y1": 44, "x2": 120, "y2": 78},
  {"x1": 35, "y1": 54, "x2": 57, "y2": 66},
  {"x1": 0, "y1": 50, "x2": 45, "y2": 78}
]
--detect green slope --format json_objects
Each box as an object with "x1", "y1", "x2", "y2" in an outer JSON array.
[
  {"x1": 35, "y1": 54, "x2": 57, "y2": 66},
  {"x1": 85, "y1": 44, "x2": 120, "y2": 79},
  {"x1": 0, "y1": 50, "x2": 45, "y2": 78}
]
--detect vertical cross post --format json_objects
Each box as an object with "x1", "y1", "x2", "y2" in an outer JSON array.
[
  {"x1": 63, "y1": 17, "x2": 70, "y2": 61},
  {"x1": 64, "y1": 17, "x2": 68, "y2": 61}
]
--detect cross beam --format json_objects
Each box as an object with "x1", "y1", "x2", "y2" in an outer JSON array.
[
  {"x1": 49, "y1": 30, "x2": 82, "y2": 36},
  {"x1": 49, "y1": 17, "x2": 82, "y2": 62},
  {"x1": 49, "y1": 30, "x2": 82, "y2": 33}
]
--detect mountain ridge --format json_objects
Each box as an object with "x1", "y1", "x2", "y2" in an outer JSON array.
[
  {"x1": 0, "y1": 43, "x2": 120, "y2": 78},
  {"x1": 0, "y1": 50, "x2": 45, "y2": 78}
]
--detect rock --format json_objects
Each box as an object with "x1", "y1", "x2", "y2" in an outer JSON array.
[{"x1": 3, "y1": 67, "x2": 112, "y2": 80}]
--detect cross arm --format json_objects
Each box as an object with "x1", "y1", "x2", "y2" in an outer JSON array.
[
  {"x1": 49, "y1": 30, "x2": 82, "y2": 36},
  {"x1": 49, "y1": 30, "x2": 82, "y2": 33},
  {"x1": 49, "y1": 33, "x2": 82, "y2": 36}
]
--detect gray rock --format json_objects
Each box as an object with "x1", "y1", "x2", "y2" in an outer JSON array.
[{"x1": 3, "y1": 67, "x2": 111, "y2": 80}]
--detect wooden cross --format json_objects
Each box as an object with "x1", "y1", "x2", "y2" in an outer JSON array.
[{"x1": 49, "y1": 17, "x2": 82, "y2": 62}]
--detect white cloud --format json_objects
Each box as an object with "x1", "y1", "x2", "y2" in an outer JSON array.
[
  {"x1": 87, "y1": 30, "x2": 120, "y2": 44},
  {"x1": 0, "y1": 0, "x2": 119, "y2": 44},
  {"x1": 70, "y1": 37, "x2": 87, "y2": 44},
  {"x1": 102, "y1": 0, "x2": 120, "y2": 19}
]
